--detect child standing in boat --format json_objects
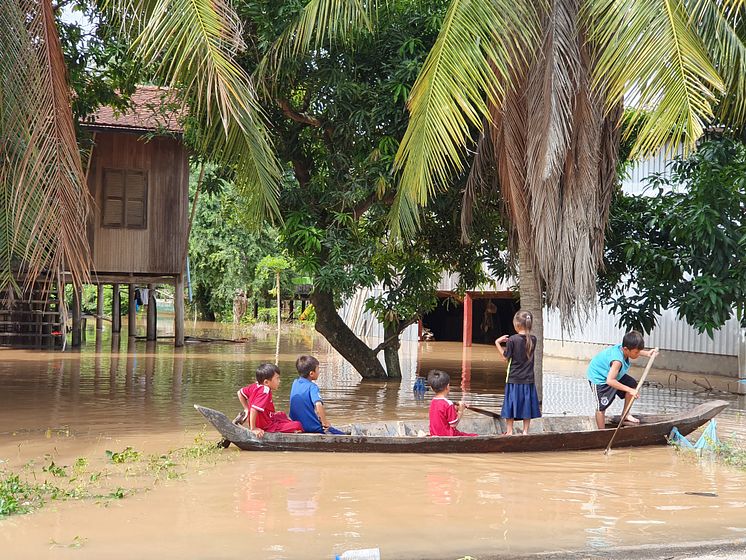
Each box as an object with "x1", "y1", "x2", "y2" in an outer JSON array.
[
  {"x1": 587, "y1": 331, "x2": 659, "y2": 430},
  {"x1": 237, "y1": 363, "x2": 303, "y2": 438},
  {"x1": 427, "y1": 369, "x2": 477, "y2": 437},
  {"x1": 289, "y1": 355, "x2": 345, "y2": 434},
  {"x1": 495, "y1": 310, "x2": 541, "y2": 435}
]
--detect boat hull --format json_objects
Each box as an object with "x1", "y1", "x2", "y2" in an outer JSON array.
[{"x1": 195, "y1": 400, "x2": 728, "y2": 453}]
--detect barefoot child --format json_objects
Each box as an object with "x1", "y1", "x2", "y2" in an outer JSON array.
[
  {"x1": 427, "y1": 369, "x2": 477, "y2": 437},
  {"x1": 587, "y1": 331, "x2": 659, "y2": 430},
  {"x1": 494, "y1": 310, "x2": 541, "y2": 435},
  {"x1": 237, "y1": 363, "x2": 303, "y2": 438}
]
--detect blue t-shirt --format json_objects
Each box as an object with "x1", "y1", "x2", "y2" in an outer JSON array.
[
  {"x1": 587, "y1": 344, "x2": 630, "y2": 385},
  {"x1": 289, "y1": 377, "x2": 323, "y2": 433}
]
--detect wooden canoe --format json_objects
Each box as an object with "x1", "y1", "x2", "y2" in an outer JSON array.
[{"x1": 194, "y1": 399, "x2": 728, "y2": 453}]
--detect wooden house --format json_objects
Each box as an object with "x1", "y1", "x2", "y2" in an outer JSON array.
[{"x1": 81, "y1": 86, "x2": 189, "y2": 346}]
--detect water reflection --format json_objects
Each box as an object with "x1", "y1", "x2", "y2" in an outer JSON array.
[{"x1": 1, "y1": 322, "x2": 746, "y2": 559}]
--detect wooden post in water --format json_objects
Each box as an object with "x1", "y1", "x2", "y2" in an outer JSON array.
[
  {"x1": 174, "y1": 275, "x2": 184, "y2": 347},
  {"x1": 462, "y1": 292, "x2": 473, "y2": 347},
  {"x1": 72, "y1": 286, "x2": 82, "y2": 347},
  {"x1": 112, "y1": 284, "x2": 121, "y2": 333},
  {"x1": 128, "y1": 284, "x2": 136, "y2": 338},
  {"x1": 96, "y1": 284, "x2": 104, "y2": 331},
  {"x1": 146, "y1": 283, "x2": 157, "y2": 341}
]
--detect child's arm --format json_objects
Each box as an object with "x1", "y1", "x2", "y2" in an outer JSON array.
[
  {"x1": 605, "y1": 362, "x2": 638, "y2": 398},
  {"x1": 248, "y1": 408, "x2": 265, "y2": 438},
  {"x1": 315, "y1": 402, "x2": 331, "y2": 430},
  {"x1": 640, "y1": 348, "x2": 660, "y2": 358},
  {"x1": 494, "y1": 336, "x2": 509, "y2": 360},
  {"x1": 237, "y1": 389, "x2": 249, "y2": 413}
]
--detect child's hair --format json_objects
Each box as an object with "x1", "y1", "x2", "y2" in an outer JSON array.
[
  {"x1": 622, "y1": 330, "x2": 645, "y2": 350},
  {"x1": 427, "y1": 369, "x2": 450, "y2": 393},
  {"x1": 513, "y1": 310, "x2": 534, "y2": 359},
  {"x1": 296, "y1": 355, "x2": 319, "y2": 378},
  {"x1": 256, "y1": 363, "x2": 280, "y2": 383}
]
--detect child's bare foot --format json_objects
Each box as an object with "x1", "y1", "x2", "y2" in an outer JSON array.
[
  {"x1": 504, "y1": 431, "x2": 514, "y2": 436},
  {"x1": 623, "y1": 414, "x2": 640, "y2": 426}
]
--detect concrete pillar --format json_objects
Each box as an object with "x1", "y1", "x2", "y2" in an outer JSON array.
[
  {"x1": 72, "y1": 286, "x2": 82, "y2": 347},
  {"x1": 174, "y1": 275, "x2": 184, "y2": 347},
  {"x1": 96, "y1": 284, "x2": 104, "y2": 331},
  {"x1": 128, "y1": 284, "x2": 136, "y2": 338},
  {"x1": 112, "y1": 284, "x2": 121, "y2": 333},
  {"x1": 146, "y1": 283, "x2": 157, "y2": 341},
  {"x1": 462, "y1": 292, "x2": 473, "y2": 347}
]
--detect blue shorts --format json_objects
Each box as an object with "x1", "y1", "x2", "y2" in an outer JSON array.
[{"x1": 589, "y1": 374, "x2": 637, "y2": 412}]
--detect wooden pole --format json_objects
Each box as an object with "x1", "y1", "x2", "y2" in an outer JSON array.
[
  {"x1": 96, "y1": 284, "x2": 104, "y2": 331},
  {"x1": 462, "y1": 292, "x2": 473, "y2": 347},
  {"x1": 146, "y1": 283, "x2": 157, "y2": 341},
  {"x1": 112, "y1": 283, "x2": 121, "y2": 333},
  {"x1": 128, "y1": 284, "x2": 136, "y2": 338},
  {"x1": 72, "y1": 286, "x2": 81, "y2": 347},
  {"x1": 175, "y1": 275, "x2": 185, "y2": 347},
  {"x1": 604, "y1": 350, "x2": 659, "y2": 455}
]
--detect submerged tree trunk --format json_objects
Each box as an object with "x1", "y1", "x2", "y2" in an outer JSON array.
[
  {"x1": 382, "y1": 323, "x2": 402, "y2": 378},
  {"x1": 519, "y1": 242, "x2": 544, "y2": 405},
  {"x1": 311, "y1": 289, "x2": 387, "y2": 378}
]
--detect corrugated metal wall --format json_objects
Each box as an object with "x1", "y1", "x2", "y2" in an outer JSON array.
[{"x1": 544, "y1": 307, "x2": 741, "y2": 356}]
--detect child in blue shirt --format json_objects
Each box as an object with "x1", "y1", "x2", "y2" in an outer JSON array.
[
  {"x1": 289, "y1": 355, "x2": 345, "y2": 435},
  {"x1": 587, "y1": 331, "x2": 659, "y2": 429}
]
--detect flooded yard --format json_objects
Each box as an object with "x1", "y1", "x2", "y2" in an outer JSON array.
[{"x1": 1, "y1": 322, "x2": 745, "y2": 559}]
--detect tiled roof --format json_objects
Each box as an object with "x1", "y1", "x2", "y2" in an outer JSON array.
[{"x1": 82, "y1": 85, "x2": 184, "y2": 133}]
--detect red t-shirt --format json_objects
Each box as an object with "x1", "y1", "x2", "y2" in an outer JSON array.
[
  {"x1": 429, "y1": 397, "x2": 476, "y2": 436},
  {"x1": 240, "y1": 383, "x2": 275, "y2": 430}
]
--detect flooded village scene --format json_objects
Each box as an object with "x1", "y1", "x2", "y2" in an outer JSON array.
[{"x1": 2, "y1": 1, "x2": 746, "y2": 559}]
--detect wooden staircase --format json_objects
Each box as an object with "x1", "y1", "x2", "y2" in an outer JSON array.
[{"x1": 0, "y1": 280, "x2": 64, "y2": 349}]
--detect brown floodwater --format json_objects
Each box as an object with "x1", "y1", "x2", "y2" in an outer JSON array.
[{"x1": 1, "y1": 321, "x2": 746, "y2": 559}]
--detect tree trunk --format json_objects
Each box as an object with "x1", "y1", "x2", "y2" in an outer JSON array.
[
  {"x1": 519, "y1": 242, "x2": 544, "y2": 405},
  {"x1": 311, "y1": 289, "x2": 387, "y2": 378},
  {"x1": 383, "y1": 323, "x2": 402, "y2": 378}
]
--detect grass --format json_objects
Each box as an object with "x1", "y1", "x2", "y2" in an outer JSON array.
[{"x1": 0, "y1": 432, "x2": 232, "y2": 519}]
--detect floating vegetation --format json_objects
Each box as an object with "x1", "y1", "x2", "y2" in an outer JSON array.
[{"x1": 0, "y1": 432, "x2": 235, "y2": 519}]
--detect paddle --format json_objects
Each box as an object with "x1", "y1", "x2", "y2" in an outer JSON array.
[
  {"x1": 466, "y1": 405, "x2": 501, "y2": 420},
  {"x1": 604, "y1": 349, "x2": 658, "y2": 455}
]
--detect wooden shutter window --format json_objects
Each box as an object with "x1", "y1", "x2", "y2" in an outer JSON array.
[
  {"x1": 102, "y1": 169, "x2": 124, "y2": 227},
  {"x1": 125, "y1": 171, "x2": 147, "y2": 229},
  {"x1": 102, "y1": 169, "x2": 148, "y2": 229}
]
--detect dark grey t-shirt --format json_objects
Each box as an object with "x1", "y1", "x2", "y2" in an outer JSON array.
[{"x1": 504, "y1": 334, "x2": 537, "y2": 384}]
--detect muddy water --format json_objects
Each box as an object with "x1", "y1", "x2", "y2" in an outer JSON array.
[{"x1": 1, "y1": 322, "x2": 746, "y2": 559}]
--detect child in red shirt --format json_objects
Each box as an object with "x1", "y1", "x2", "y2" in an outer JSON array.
[
  {"x1": 427, "y1": 369, "x2": 477, "y2": 437},
  {"x1": 237, "y1": 363, "x2": 303, "y2": 438}
]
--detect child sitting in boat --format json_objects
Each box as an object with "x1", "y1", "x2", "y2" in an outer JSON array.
[
  {"x1": 427, "y1": 369, "x2": 476, "y2": 437},
  {"x1": 289, "y1": 355, "x2": 345, "y2": 435},
  {"x1": 587, "y1": 331, "x2": 659, "y2": 430},
  {"x1": 237, "y1": 363, "x2": 303, "y2": 438}
]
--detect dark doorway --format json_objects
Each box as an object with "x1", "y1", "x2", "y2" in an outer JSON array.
[{"x1": 422, "y1": 294, "x2": 519, "y2": 344}]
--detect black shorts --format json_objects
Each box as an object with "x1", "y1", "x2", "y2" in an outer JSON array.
[{"x1": 589, "y1": 374, "x2": 637, "y2": 412}]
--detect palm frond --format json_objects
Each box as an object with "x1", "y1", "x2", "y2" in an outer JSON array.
[
  {"x1": 461, "y1": 125, "x2": 495, "y2": 244},
  {"x1": 686, "y1": 0, "x2": 746, "y2": 130},
  {"x1": 585, "y1": 0, "x2": 724, "y2": 156},
  {"x1": 257, "y1": 0, "x2": 379, "y2": 94},
  {"x1": 0, "y1": 0, "x2": 92, "y2": 294},
  {"x1": 392, "y1": 0, "x2": 541, "y2": 238},
  {"x1": 106, "y1": 0, "x2": 282, "y2": 222},
  {"x1": 526, "y1": 0, "x2": 580, "y2": 186}
]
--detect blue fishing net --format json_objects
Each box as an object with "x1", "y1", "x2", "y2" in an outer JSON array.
[{"x1": 669, "y1": 420, "x2": 720, "y2": 454}]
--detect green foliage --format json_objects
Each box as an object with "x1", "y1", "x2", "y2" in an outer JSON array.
[
  {"x1": 187, "y1": 167, "x2": 293, "y2": 321},
  {"x1": 105, "y1": 447, "x2": 140, "y2": 464},
  {"x1": 601, "y1": 138, "x2": 746, "y2": 335},
  {"x1": 0, "y1": 473, "x2": 38, "y2": 516}
]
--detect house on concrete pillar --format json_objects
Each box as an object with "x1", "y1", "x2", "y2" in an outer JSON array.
[{"x1": 81, "y1": 86, "x2": 189, "y2": 346}]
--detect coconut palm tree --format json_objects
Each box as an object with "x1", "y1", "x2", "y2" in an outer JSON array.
[
  {"x1": 272, "y1": 0, "x2": 746, "y2": 396},
  {"x1": 0, "y1": 0, "x2": 280, "y2": 296}
]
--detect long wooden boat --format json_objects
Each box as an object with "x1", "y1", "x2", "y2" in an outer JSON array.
[{"x1": 194, "y1": 399, "x2": 728, "y2": 453}]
